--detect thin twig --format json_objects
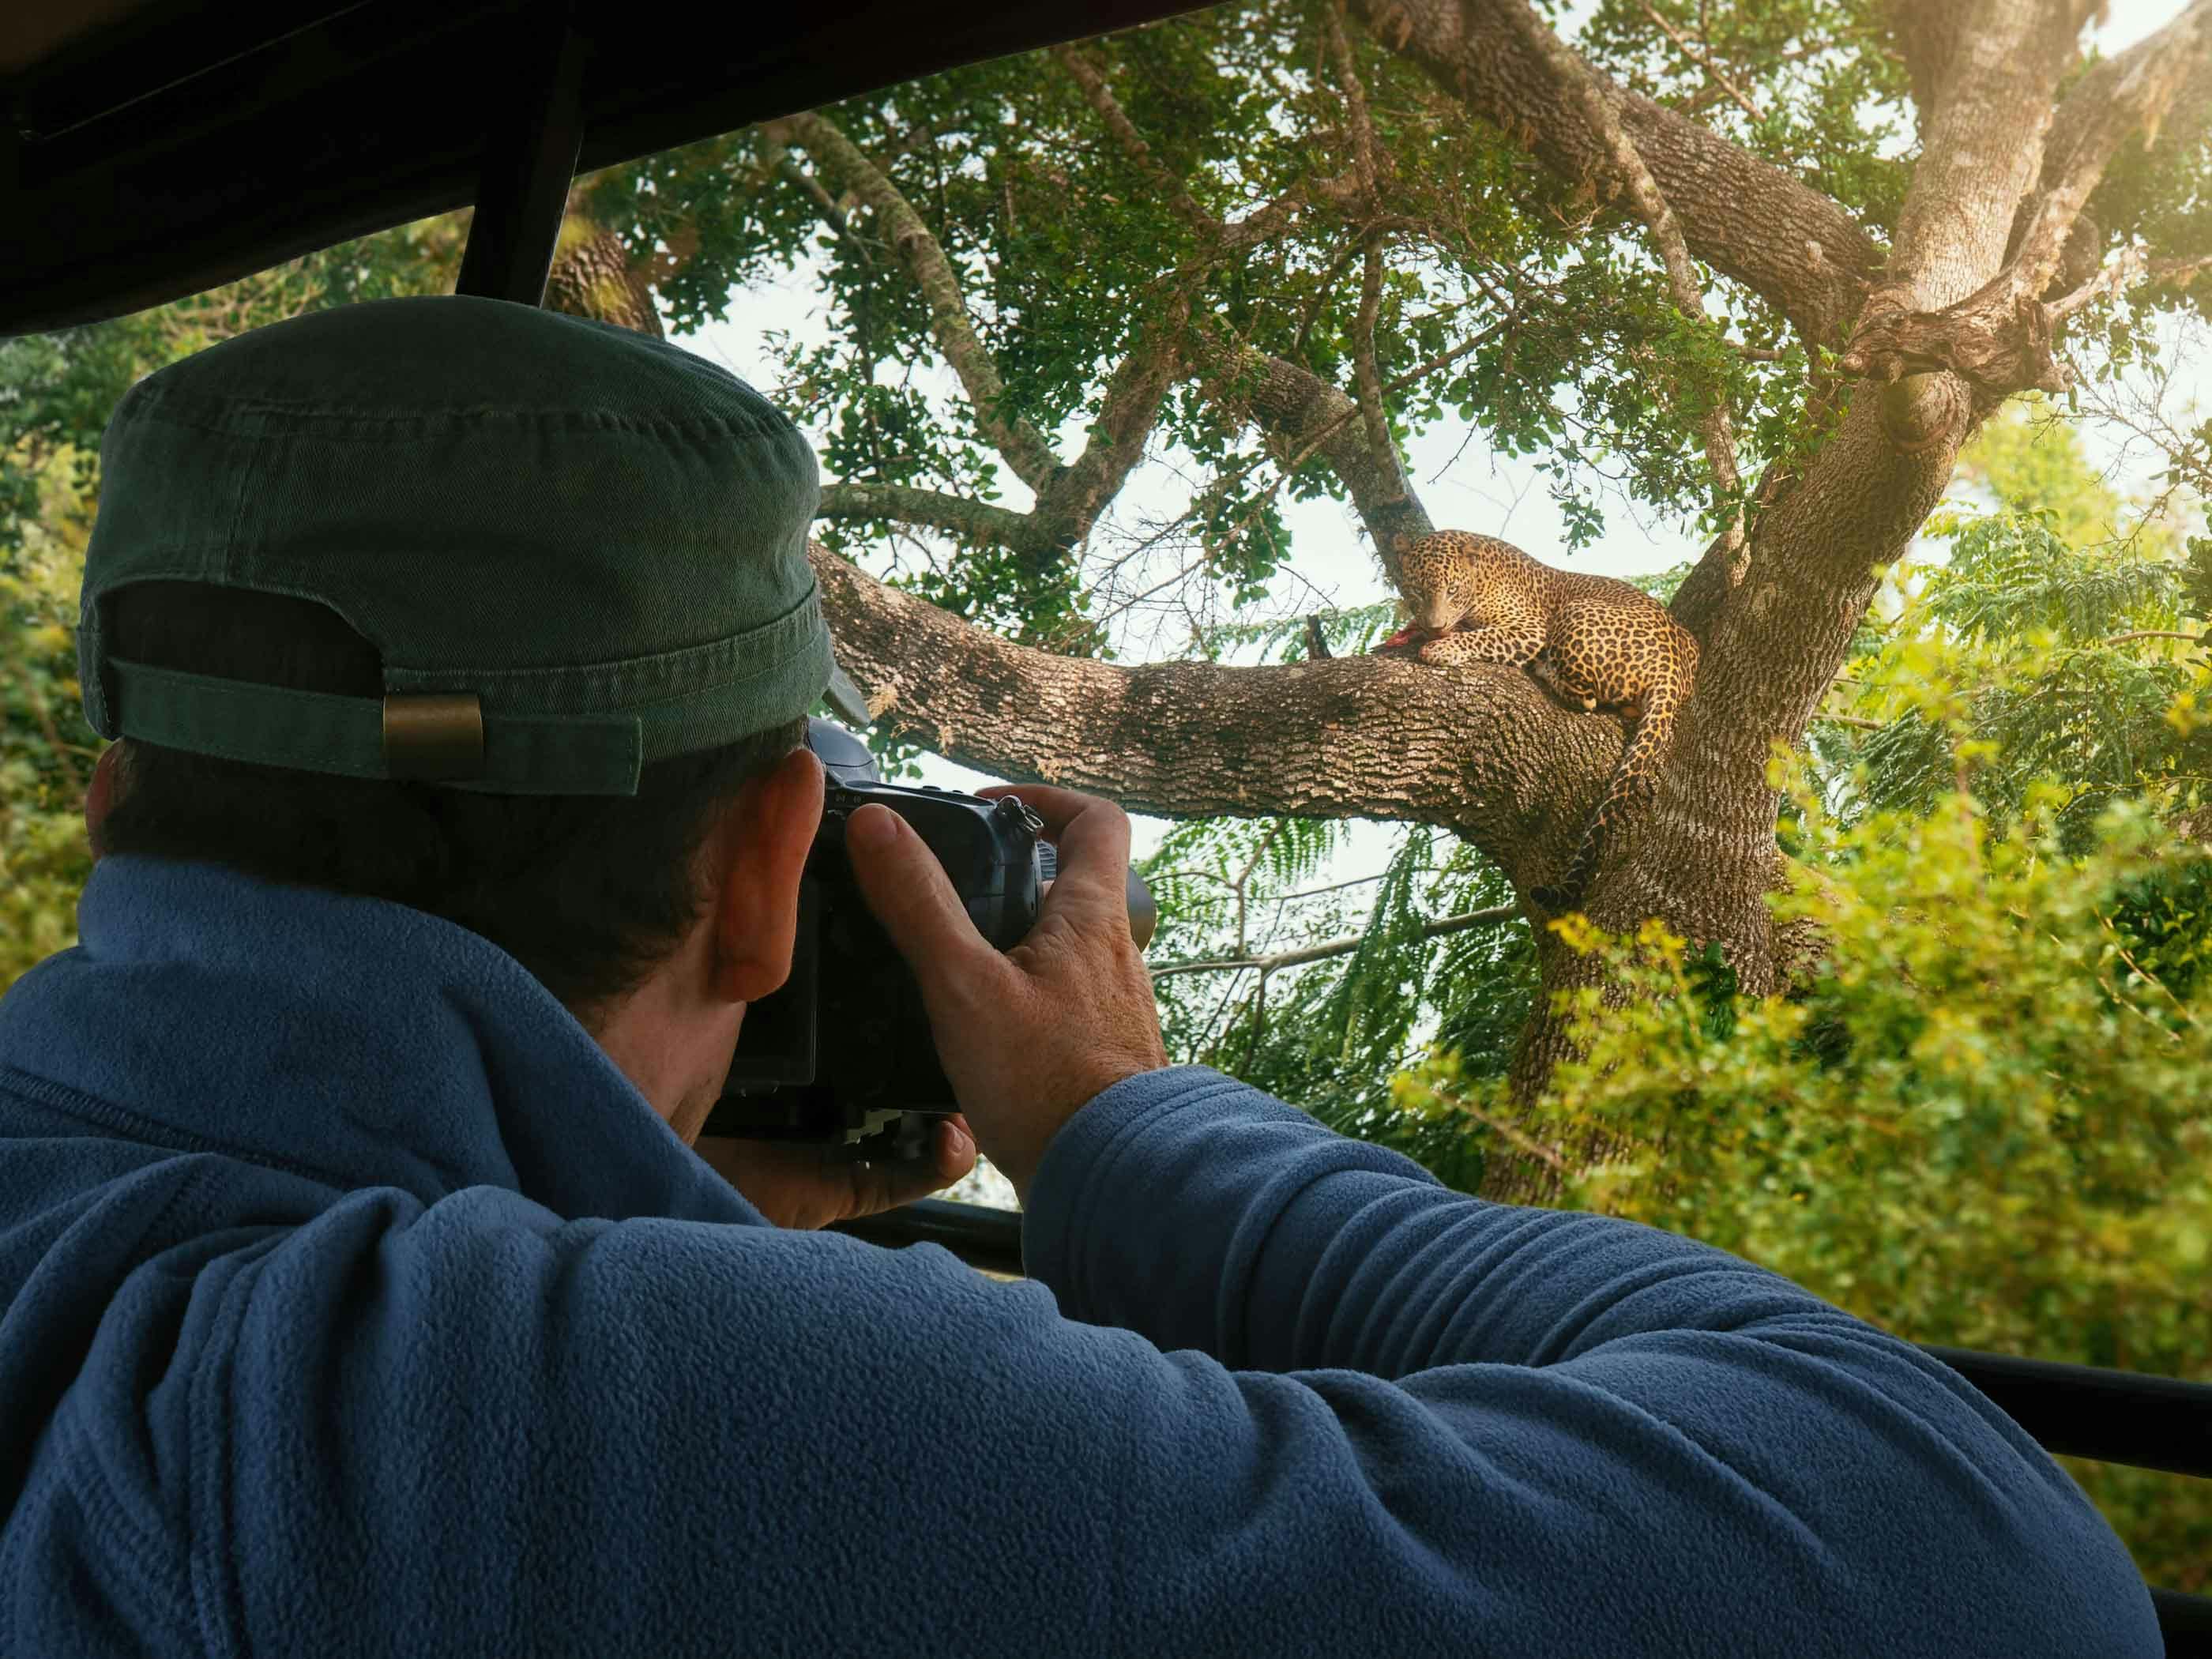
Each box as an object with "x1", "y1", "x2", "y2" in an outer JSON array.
[
  {"x1": 1269, "y1": 867, "x2": 1437, "y2": 903},
  {"x1": 2102, "y1": 630, "x2": 2203, "y2": 648},
  {"x1": 1150, "y1": 902, "x2": 1521, "y2": 978},
  {"x1": 24, "y1": 687, "x2": 89, "y2": 792},
  {"x1": 1451, "y1": 1097, "x2": 1568, "y2": 1173},
  {"x1": 1638, "y1": 0, "x2": 1765, "y2": 122},
  {"x1": 2097, "y1": 909, "x2": 2198, "y2": 1027}
]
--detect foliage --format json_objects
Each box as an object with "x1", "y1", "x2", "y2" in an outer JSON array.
[
  {"x1": 1144, "y1": 813, "x2": 1532, "y2": 1190},
  {"x1": 1811, "y1": 404, "x2": 2211, "y2": 850},
  {"x1": 1395, "y1": 767, "x2": 2212, "y2": 1589},
  {"x1": 0, "y1": 442, "x2": 99, "y2": 992}
]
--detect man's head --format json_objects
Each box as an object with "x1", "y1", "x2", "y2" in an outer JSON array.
[
  {"x1": 77, "y1": 296, "x2": 838, "y2": 1135},
  {"x1": 87, "y1": 579, "x2": 817, "y2": 1015}
]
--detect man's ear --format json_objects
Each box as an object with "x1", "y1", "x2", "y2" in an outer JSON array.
[
  {"x1": 706, "y1": 745, "x2": 825, "y2": 1006},
  {"x1": 85, "y1": 743, "x2": 125, "y2": 859}
]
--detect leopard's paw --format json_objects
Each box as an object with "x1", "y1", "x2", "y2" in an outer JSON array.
[{"x1": 1415, "y1": 635, "x2": 1463, "y2": 666}]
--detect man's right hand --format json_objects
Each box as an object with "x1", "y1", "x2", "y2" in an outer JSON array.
[{"x1": 846, "y1": 783, "x2": 1168, "y2": 1206}]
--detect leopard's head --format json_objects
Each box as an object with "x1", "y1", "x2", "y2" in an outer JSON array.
[{"x1": 1398, "y1": 540, "x2": 1470, "y2": 634}]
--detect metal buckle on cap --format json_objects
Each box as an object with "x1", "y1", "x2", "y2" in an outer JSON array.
[{"x1": 382, "y1": 693, "x2": 485, "y2": 781}]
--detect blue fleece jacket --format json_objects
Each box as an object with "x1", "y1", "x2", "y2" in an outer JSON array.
[{"x1": 0, "y1": 854, "x2": 2160, "y2": 1657}]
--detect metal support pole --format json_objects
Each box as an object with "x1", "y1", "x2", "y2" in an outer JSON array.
[
  {"x1": 453, "y1": 0, "x2": 589, "y2": 307},
  {"x1": 844, "y1": 1198, "x2": 2212, "y2": 1645},
  {"x1": 1920, "y1": 1343, "x2": 2212, "y2": 1479}
]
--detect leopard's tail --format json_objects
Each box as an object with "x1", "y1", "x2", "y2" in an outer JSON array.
[{"x1": 1530, "y1": 675, "x2": 1687, "y2": 914}]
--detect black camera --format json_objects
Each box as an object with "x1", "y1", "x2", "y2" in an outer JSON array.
[{"x1": 703, "y1": 720, "x2": 1050, "y2": 1163}]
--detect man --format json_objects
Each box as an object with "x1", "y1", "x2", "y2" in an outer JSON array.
[{"x1": 0, "y1": 296, "x2": 2157, "y2": 1657}]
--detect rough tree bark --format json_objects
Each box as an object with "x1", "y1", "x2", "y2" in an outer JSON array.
[{"x1": 550, "y1": 0, "x2": 2212, "y2": 1200}]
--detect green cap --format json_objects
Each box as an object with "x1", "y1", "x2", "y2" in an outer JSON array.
[{"x1": 77, "y1": 295, "x2": 833, "y2": 796}]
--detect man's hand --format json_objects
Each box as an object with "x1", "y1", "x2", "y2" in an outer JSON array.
[
  {"x1": 846, "y1": 784, "x2": 1168, "y2": 1206},
  {"x1": 693, "y1": 1116, "x2": 977, "y2": 1231}
]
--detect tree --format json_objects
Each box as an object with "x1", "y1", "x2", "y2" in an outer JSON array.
[
  {"x1": 12, "y1": 1, "x2": 2212, "y2": 1209},
  {"x1": 569, "y1": 0, "x2": 2212, "y2": 1194}
]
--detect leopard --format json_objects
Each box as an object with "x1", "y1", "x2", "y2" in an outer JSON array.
[{"x1": 1376, "y1": 529, "x2": 1698, "y2": 912}]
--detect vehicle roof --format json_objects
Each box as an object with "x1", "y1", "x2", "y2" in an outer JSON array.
[{"x1": 2, "y1": 0, "x2": 1203, "y2": 337}]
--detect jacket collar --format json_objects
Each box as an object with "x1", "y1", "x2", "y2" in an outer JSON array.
[{"x1": 0, "y1": 853, "x2": 761, "y2": 1225}]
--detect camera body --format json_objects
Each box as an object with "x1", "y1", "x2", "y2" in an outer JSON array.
[{"x1": 704, "y1": 721, "x2": 1044, "y2": 1162}]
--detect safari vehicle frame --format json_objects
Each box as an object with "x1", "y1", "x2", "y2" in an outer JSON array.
[{"x1": 4, "y1": 0, "x2": 2207, "y2": 1643}]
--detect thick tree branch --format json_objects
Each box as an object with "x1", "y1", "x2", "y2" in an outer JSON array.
[
  {"x1": 1051, "y1": 45, "x2": 1308, "y2": 253},
  {"x1": 1350, "y1": 0, "x2": 1884, "y2": 345},
  {"x1": 1843, "y1": 0, "x2": 2135, "y2": 399},
  {"x1": 1032, "y1": 293, "x2": 1191, "y2": 557},
  {"x1": 1495, "y1": 0, "x2": 1744, "y2": 553},
  {"x1": 1187, "y1": 326, "x2": 1435, "y2": 574},
  {"x1": 762, "y1": 111, "x2": 1066, "y2": 492},
  {"x1": 817, "y1": 484, "x2": 1053, "y2": 554},
  {"x1": 811, "y1": 542, "x2": 1613, "y2": 886},
  {"x1": 1849, "y1": 0, "x2": 2212, "y2": 398},
  {"x1": 2011, "y1": 0, "x2": 2212, "y2": 305}
]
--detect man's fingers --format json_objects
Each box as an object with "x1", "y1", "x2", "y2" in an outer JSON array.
[
  {"x1": 847, "y1": 1119, "x2": 976, "y2": 1216},
  {"x1": 977, "y1": 784, "x2": 1133, "y2": 925},
  {"x1": 846, "y1": 804, "x2": 999, "y2": 984}
]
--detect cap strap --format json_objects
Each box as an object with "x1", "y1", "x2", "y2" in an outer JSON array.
[{"x1": 107, "y1": 656, "x2": 644, "y2": 796}]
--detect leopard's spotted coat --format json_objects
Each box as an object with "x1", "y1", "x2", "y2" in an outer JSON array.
[{"x1": 1396, "y1": 530, "x2": 1698, "y2": 912}]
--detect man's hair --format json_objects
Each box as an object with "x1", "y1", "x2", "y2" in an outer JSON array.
[{"x1": 97, "y1": 581, "x2": 807, "y2": 1026}]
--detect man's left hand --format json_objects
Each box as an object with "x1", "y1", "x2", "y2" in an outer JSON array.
[{"x1": 692, "y1": 1116, "x2": 978, "y2": 1230}]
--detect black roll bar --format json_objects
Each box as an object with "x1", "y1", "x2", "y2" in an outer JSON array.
[
  {"x1": 833, "y1": 1199, "x2": 2212, "y2": 1650},
  {"x1": 452, "y1": 0, "x2": 589, "y2": 307}
]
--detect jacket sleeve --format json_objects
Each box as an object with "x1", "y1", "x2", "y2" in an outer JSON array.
[{"x1": 209, "y1": 1067, "x2": 2161, "y2": 1659}]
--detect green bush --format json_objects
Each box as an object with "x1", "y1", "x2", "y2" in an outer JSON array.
[
  {"x1": 1397, "y1": 766, "x2": 2212, "y2": 1590},
  {"x1": 1, "y1": 439, "x2": 99, "y2": 993}
]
